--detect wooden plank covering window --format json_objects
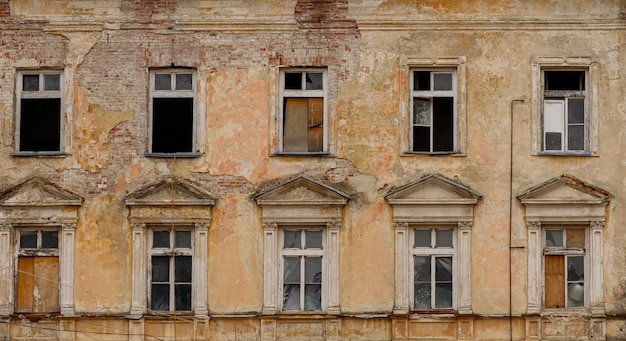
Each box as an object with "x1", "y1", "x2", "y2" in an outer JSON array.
[
  {"x1": 545, "y1": 255, "x2": 565, "y2": 308},
  {"x1": 17, "y1": 256, "x2": 59, "y2": 313},
  {"x1": 284, "y1": 98, "x2": 324, "y2": 152},
  {"x1": 307, "y1": 98, "x2": 324, "y2": 152}
]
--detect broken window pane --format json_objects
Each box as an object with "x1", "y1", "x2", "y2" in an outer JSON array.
[
  {"x1": 175, "y1": 284, "x2": 192, "y2": 310},
  {"x1": 44, "y1": 74, "x2": 60, "y2": 91},
  {"x1": 153, "y1": 230, "x2": 170, "y2": 248},
  {"x1": 305, "y1": 73, "x2": 323, "y2": 90},
  {"x1": 152, "y1": 98, "x2": 194, "y2": 153},
  {"x1": 545, "y1": 71, "x2": 585, "y2": 91},
  {"x1": 175, "y1": 256, "x2": 192, "y2": 282},
  {"x1": 151, "y1": 256, "x2": 170, "y2": 282},
  {"x1": 175, "y1": 230, "x2": 191, "y2": 248},
  {"x1": 284, "y1": 73, "x2": 302, "y2": 90},
  {"x1": 155, "y1": 74, "x2": 171, "y2": 90},
  {"x1": 413, "y1": 98, "x2": 431, "y2": 126},
  {"x1": 436, "y1": 229, "x2": 452, "y2": 248},
  {"x1": 151, "y1": 284, "x2": 169, "y2": 311},
  {"x1": 23, "y1": 75, "x2": 39, "y2": 91},
  {"x1": 20, "y1": 231, "x2": 37, "y2": 248},
  {"x1": 176, "y1": 74, "x2": 192, "y2": 90},
  {"x1": 284, "y1": 231, "x2": 301, "y2": 248},
  {"x1": 414, "y1": 230, "x2": 431, "y2": 248},
  {"x1": 567, "y1": 256, "x2": 584, "y2": 282},
  {"x1": 546, "y1": 230, "x2": 563, "y2": 247},
  {"x1": 20, "y1": 98, "x2": 61, "y2": 152},
  {"x1": 414, "y1": 71, "x2": 430, "y2": 91},
  {"x1": 434, "y1": 73, "x2": 453, "y2": 91},
  {"x1": 306, "y1": 230, "x2": 322, "y2": 249},
  {"x1": 41, "y1": 231, "x2": 58, "y2": 249}
]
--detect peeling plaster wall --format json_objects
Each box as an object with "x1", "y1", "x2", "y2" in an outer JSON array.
[{"x1": 1, "y1": 0, "x2": 626, "y2": 340}]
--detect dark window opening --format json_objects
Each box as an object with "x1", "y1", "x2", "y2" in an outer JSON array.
[
  {"x1": 152, "y1": 98, "x2": 193, "y2": 153},
  {"x1": 20, "y1": 98, "x2": 61, "y2": 152},
  {"x1": 545, "y1": 71, "x2": 585, "y2": 91}
]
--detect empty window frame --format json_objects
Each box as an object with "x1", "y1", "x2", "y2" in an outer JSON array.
[
  {"x1": 544, "y1": 228, "x2": 586, "y2": 309},
  {"x1": 149, "y1": 70, "x2": 196, "y2": 154},
  {"x1": 149, "y1": 227, "x2": 193, "y2": 312},
  {"x1": 410, "y1": 69, "x2": 456, "y2": 153},
  {"x1": 280, "y1": 228, "x2": 324, "y2": 312},
  {"x1": 279, "y1": 69, "x2": 327, "y2": 153},
  {"x1": 16, "y1": 71, "x2": 63, "y2": 153},
  {"x1": 411, "y1": 227, "x2": 455, "y2": 310},
  {"x1": 542, "y1": 70, "x2": 587, "y2": 152},
  {"x1": 15, "y1": 229, "x2": 60, "y2": 313}
]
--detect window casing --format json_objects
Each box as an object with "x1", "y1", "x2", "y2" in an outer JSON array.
[
  {"x1": 148, "y1": 70, "x2": 197, "y2": 155},
  {"x1": 278, "y1": 68, "x2": 328, "y2": 154},
  {"x1": 15, "y1": 71, "x2": 64, "y2": 154},
  {"x1": 148, "y1": 227, "x2": 193, "y2": 312},
  {"x1": 410, "y1": 69, "x2": 457, "y2": 153},
  {"x1": 543, "y1": 227, "x2": 586, "y2": 309}
]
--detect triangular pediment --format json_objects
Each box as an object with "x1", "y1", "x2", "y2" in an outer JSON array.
[
  {"x1": 385, "y1": 174, "x2": 481, "y2": 205},
  {"x1": 254, "y1": 176, "x2": 350, "y2": 206},
  {"x1": 518, "y1": 175, "x2": 611, "y2": 205},
  {"x1": 0, "y1": 177, "x2": 83, "y2": 207},
  {"x1": 125, "y1": 177, "x2": 216, "y2": 206}
]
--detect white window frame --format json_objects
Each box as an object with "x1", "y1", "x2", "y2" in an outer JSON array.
[
  {"x1": 410, "y1": 227, "x2": 456, "y2": 311},
  {"x1": 277, "y1": 68, "x2": 329, "y2": 154},
  {"x1": 147, "y1": 69, "x2": 198, "y2": 156},
  {"x1": 531, "y1": 58, "x2": 598, "y2": 156},
  {"x1": 14, "y1": 70, "x2": 66, "y2": 155},
  {"x1": 409, "y1": 68, "x2": 458, "y2": 153}
]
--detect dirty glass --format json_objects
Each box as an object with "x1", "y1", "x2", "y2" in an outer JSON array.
[
  {"x1": 151, "y1": 284, "x2": 169, "y2": 311},
  {"x1": 568, "y1": 126, "x2": 584, "y2": 150},
  {"x1": 433, "y1": 73, "x2": 453, "y2": 91},
  {"x1": 414, "y1": 229, "x2": 431, "y2": 248},
  {"x1": 545, "y1": 230, "x2": 563, "y2": 247},
  {"x1": 175, "y1": 256, "x2": 192, "y2": 282},
  {"x1": 568, "y1": 99, "x2": 584, "y2": 124},
  {"x1": 413, "y1": 98, "x2": 430, "y2": 126},
  {"x1": 175, "y1": 284, "x2": 192, "y2": 310},
  {"x1": 284, "y1": 230, "x2": 301, "y2": 249},
  {"x1": 414, "y1": 256, "x2": 432, "y2": 309},
  {"x1": 305, "y1": 230, "x2": 322, "y2": 249},
  {"x1": 435, "y1": 283, "x2": 453, "y2": 308},
  {"x1": 284, "y1": 73, "x2": 302, "y2": 90},
  {"x1": 567, "y1": 256, "x2": 584, "y2": 282},
  {"x1": 305, "y1": 72, "x2": 323, "y2": 90},
  {"x1": 435, "y1": 229, "x2": 453, "y2": 248},
  {"x1": 154, "y1": 74, "x2": 171, "y2": 90},
  {"x1": 304, "y1": 257, "x2": 322, "y2": 310},
  {"x1": 153, "y1": 230, "x2": 170, "y2": 248},
  {"x1": 41, "y1": 231, "x2": 58, "y2": 249},
  {"x1": 176, "y1": 74, "x2": 192, "y2": 90},
  {"x1": 414, "y1": 71, "x2": 430, "y2": 91},
  {"x1": 567, "y1": 256, "x2": 584, "y2": 307},
  {"x1": 20, "y1": 231, "x2": 37, "y2": 249},
  {"x1": 283, "y1": 257, "x2": 301, "y2": 310},
  {"x1": 175, "y1": 230, "x2": 191, "y2": 248},
  {"x1": 151, "y1": 256, "x2": 170, "y2": 282},
  {"x1": 414, "y1": 256, "x2": 431, "y2": 282},
  {"x1": 23, "y1": 75, "x2": 39, "y2": 91},
  {"x1": 435, "y1": 257, "x2": 453, "y2": 308},
  {"x1": 44, "y1": 74, "x2": 60, "y2": 91},
  {"x1": 545, "y1": 132, "x2": 562, "y2": 151}
]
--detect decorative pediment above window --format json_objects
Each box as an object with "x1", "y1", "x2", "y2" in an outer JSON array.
[
  {"x1": 0, "y1": 177, "x2": 83, "y2": 224},
  {"x1": 125, "y1": 176, "x2": 216, "y2": 224},
  {"x1": 385, "y1": 174, "x2": 481, "y2": 223},
  {"x1": 254, "y1": 176, "x2": 350, "y2": 223},
  {"x1": 518, "y1": 175, "x2": 612, "y2": 222}
]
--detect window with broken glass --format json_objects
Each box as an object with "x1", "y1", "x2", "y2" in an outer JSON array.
[
  {"x1": 544, "y1": 228, "x2": 586, "y2": 309},
  {"x1": 279, "y1": 69, "x2": 327, "y2": 153},
  {"x1": 281, "y1": 228, "x2": 324, "y2": 312},
  {"x1": 412, "y1": 228, "x2": 455, "y2": 310},
  {"x1": 410, "y1": 69, "x2": 456, "y2": 153},
  {"x1": 149, "y1": 70, "x2": 196, "y2": 155},
  {"x1": 16, "y1": 229, "x2": 60, "y2": 313},
  {"x1": 542, "y1": 70, "x2": 587, "y2": 152},
  {"x1": 15, "y1": 71, "x2": 63, "y2": 153},
  {"x1": 149, "y1": 227, "x2": 193, "y2": 312}
]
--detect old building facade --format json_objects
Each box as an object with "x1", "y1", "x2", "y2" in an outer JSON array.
[{"x1": 1, "y1": 0, "x2": 626, "y2": 340}]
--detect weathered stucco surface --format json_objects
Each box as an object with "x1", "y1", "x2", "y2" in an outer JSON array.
[{"x1": 1, "y1": 0, "x2": 626, "y2": 340}]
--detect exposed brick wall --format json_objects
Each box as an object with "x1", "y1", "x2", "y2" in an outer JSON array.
[
  {"x1": 0, "y1": 0, "x2": 9, "y2": 18},
  {"x1": 121, "y1": 0, "x2": 177, "y2": 21}
]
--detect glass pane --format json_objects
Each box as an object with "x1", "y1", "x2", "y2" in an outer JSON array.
[
  {"x1": 44, "y1": 74, "x2": 60, "y2": 91},
  {"x1": 151, "y1": 256, "x2": 170, "y2": 282},
  {"x1": 41, "y1": 231, "x2": 58, "y2": 249},
  {"x1": 568, "y1": 283, "x2": 584, "y2": 307},
  {"x1": 305, "y1": 72, "x2": 323, "y2": 90},
  {"x1": 23, "y1": 75, "x2": 39, "y2": 91},
  {"x1": 304, "y1": 284, "x2": 322, "y2": 310},
  {"x1": 568, "y1": 99, "x2": 584, "y2": 124},
  {"x1": 151, "y1": 284, "x2": 170, "y2": 311},
  {"x1": 20, "y1": 231, "x2": 37, "y2": 248},
  {"x1": 414, "y1": 71, "x2": 430, "y2": 91},
  {"x1": 545, "y1": 230, "x2": 563, "y2": 247},
  {"x1": 433, "y1": 73, "x2": 453, "y2": 91},
  {"x1": 284, "y1": 231, "x2": 301, "y2": 248},
  {"x1": 566, "y1": 229, "x2": 585, "y2": 248},
  {"x1": 435, "y1": 283, "x2": 453, "y2": 308},
  {"x1": 155, "y1": 74, "x2": 171, "y2": 90},
  {"x1": 567, "y1": 256, "x2": 584, "y2": 282},
  {"x1": 305, "y1": 257, "x2": 322, "y2": 283},
  {"x1": 175, "y1": 231, "x2": 191, "y2": 248},
  {"x1": 414, "y1": 283, "x2": 431, "y2": 309},
  {"x1": 283, "y1": 257, "x2": 301, "y2": 283},
  {"x1": 305, "y1": 230, "x2": 322, "y2": 249},
  {"x1": 413, "y1": 98, "x2": 430, "y2": 126},
  {"x1": 175, "y1": 284, "x2": 192, "y2": 310},
  {"x1": 435, "y1": 257, "x2": 453, "y2": 281},
  {"x1": 283, "y1": 284, "x2": 300, "y2": 310},
  {"x1": 414, "y1": 256, "x2": 431, "y2": 282},
  {"x1": 175, "y1": 256, "x2": 192, "y2": 282},
  {"x1": 436, "y1": 229, "x2": 453, "y2": 248},
  {"x1": 414, "y1": 230, "x2": 431, "y2": 247},
  {"x1": 176, "y1": 74, "x2": 192, "y2": 90},
  {"x1": 545, "y1": 132, "x2": 562, "y2": 150},
  {"x1": 568, "y1": 125, "x2": 584, "y2": 151},
  {"x1": 284, "y1": 73, "x2": 302, "y2": 90},
  {"x1": 153, "y1": 230, "x2": 170, "y2": 248}
]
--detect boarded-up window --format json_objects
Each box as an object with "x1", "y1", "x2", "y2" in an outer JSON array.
[
  {"x1": 544, "y1": 228, "x2": 586, "y2": 309},
  {"x1": 545, "y1": 255, "x2": 565, "y2": 308},
  {"x1": 16, "y1": 230, "x2": 59, "y2": 313}
]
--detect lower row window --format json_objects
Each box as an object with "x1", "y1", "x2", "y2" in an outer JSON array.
[
  {"x1": 544, "y1": 228, "x2": 586, "y2": 309},
  {"x1": 412, "y1": 227, "x2": 454, "y2": 310}
]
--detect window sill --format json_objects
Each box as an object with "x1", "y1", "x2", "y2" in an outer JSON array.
[
  {"x1": 402, "y1": 151, "x2": 464, "y2": 156},
  {"x1": 537, "y1": 151, "x2": 593, "y2": 156},
  {"x1": 144, "y1": 152, "x2": 201, "y2": 158},
  {"x1": 11, "y1": 151, "x2": 66, "y2": 157},
  {"x1": 272, "y1": 152, "x2": 333, "y2": 156}
]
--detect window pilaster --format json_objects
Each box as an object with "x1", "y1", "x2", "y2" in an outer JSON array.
[
  {"x1": 458, "y1": 221, "x2": 473, "y2": 314},
  {"x1": 0, "y1": 223, "x2": 11, "y2": 315},
  {"x1": 262, "y1": 222, "x2": 278, "y2": 315},
  {"x1": 393, "y1": 222, "x2": 409, "y2": 314},
  {"x1": 327, "y1": 221, "x2": 341, "y2": 315},
  {"x1": 60, "y1": 223, "x2": 76, "y2": 316},
  {"x1": 194, "y1": 222, "x2": 210, "y2": 317},
  {"x1": 590, "y1": 220, "x2": 604, "y2": 315},
  {"x1": 527, "y1": 221, "x2": 542, "y2": 314},
  {"x1": 129, "y1": 222, "x2": 147, "y2": 318}
]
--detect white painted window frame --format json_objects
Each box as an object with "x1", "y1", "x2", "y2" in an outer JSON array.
[
  {"x1": 277, "y1": 68, "x2": 329, "y2": 154},
  {"x1": 147, "y1": 69, "x2": 198, "y2": 156},
  {"x1": 14, "y1": 70, "x2": 66, "y2": 155}
]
